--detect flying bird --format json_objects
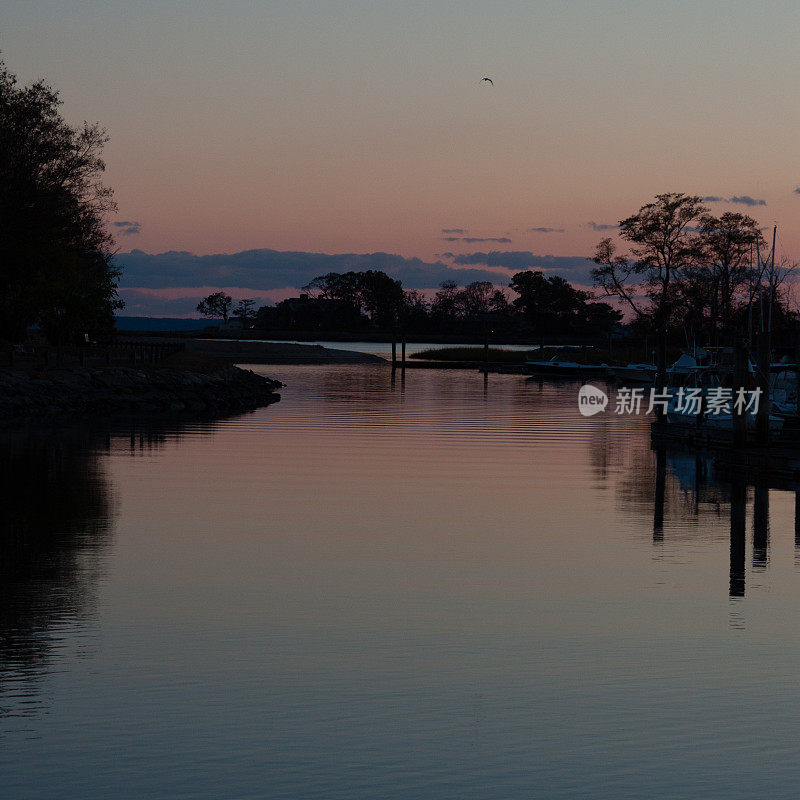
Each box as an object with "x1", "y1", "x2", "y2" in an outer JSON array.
[{"x1": 480, "y1": 76, "x2": 493, "y2": 85}]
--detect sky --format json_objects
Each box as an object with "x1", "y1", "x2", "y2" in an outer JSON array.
[{"x1": 3, "y1": 0, "x2": 800, "y2": 315}]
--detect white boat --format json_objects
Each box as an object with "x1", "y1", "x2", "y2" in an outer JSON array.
[
  {"x1": 770, "y1": 365, "x2": 798, "y2": 418},
  {"x1": 666, "y1": 400, "x2": 783, "y2": 433},
  {"x1": 524, "y1": 353, "x2": 609, "y2": 377},
  {"x1": 664, "y1": 367, "x2": 783, "y2": 433},
  {"x1": 609, "y1": 353, "x2": 711, "y2": 385}
]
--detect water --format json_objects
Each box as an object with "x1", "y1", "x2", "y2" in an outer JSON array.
[
  {"x1": 201, "y1": 339, "x2": 539, "y2": 357},
  {"x1": 2, "y1": 366, "x2": 800, "y2": 799}
]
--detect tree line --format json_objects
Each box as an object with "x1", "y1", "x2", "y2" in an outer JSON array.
[
  {"x1": 4, "y1": 56, "x2": 793, "y2": 350},
  {"x1": 202, "y1": 193, "x2": 796, "y2": 347},
  {"x1": 197, "y1": 269, "x2": 623, "y2": 338}
]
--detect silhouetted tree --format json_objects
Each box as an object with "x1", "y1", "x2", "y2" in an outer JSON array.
[
  {"x1": 255, "y1": 293, "x2": 368, "y2": 331},
  {"x1": 0, "y1": 58, "x2": 122, "y2": 343},
  {"x1": 457, "y1": 281, "x2": 495, "y2": 319},
  {"x1": 592, "y1": 193, "x2": 705, "y2": 324},
  {"x1": 592, "y1": 193, "x2": 706, "y2": 383},
  {"x1": 197, "y1": 291, "x2": 233, "y2": 323},
  {"x1": 401, "y1": 289, "x2": 430, "y2": 329},
  {"x1": 695, "y1": 211, "x2": 762, "y2": 334},
  {"x1": 430, "y1": 280, "x2": 460, "y2": 326},
  {"x1": 358, "y1": 270, "x2": 404, "y2": 328},
  {"x1": 232, "y1": 298, "x2": 257, "y2": 326},
  {"x1": 509, "y1": 270, "x2": 620, "y2": 334},
  {"x1": 304, "y1": 270, "x2": 404, "y2": 329}
]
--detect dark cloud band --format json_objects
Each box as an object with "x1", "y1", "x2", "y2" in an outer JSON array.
[
  {"x1": 703, "y1": 195, "x2": 766, "y2": 207},
  {"x1": 114, "y1": 220, "x2": 142, "y2": 235},
  {"x1": 115, "y1": 248, "x2": 512, "y2": 292},
  {"x1": 587, "y1": 221, "x2": 619, "y2": 231}
]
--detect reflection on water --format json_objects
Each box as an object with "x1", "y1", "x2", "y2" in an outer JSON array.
[
  {"x1": 645, "y1": 443, "x2": 797, "y2": 600},
  {"x1": 0, "y1": 420, "x2": 214, "y2": 728},
  {"x1": 3, "y1": 367, "x2": 800, "y2": 798},
  {"x1": 730, "y1": 481, "x2": 747, "y2": 598},
  {"x1": 0, "y1": 429, "x2": 114, "y2": 727}
]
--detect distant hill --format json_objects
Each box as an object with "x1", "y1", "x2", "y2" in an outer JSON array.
[{"x1": 114, "y1": 316, "x2": 222, "y2": 332}]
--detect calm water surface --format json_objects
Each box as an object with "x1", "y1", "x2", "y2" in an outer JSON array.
[{"x1": 3, "y1": 365, "x2": 800, "y2": 799}]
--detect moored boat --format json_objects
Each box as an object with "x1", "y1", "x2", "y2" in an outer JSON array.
[{"x1": 524, "y1": 353, "x2": 609, "y2": 377}]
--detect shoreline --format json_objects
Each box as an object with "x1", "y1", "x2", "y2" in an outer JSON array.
[
  {"x1": 0, "y1": 363, "x2": 283, "y2": 422},
  {"x1": 149, "y1": 338, "x2": 387, "y2": 364}
]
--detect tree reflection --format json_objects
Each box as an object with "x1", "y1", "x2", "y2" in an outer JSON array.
[{"x1": 0, "y1": 429, "x2": 114, "y2": 722}]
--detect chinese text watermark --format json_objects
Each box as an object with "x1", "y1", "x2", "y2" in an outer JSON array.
[{"x1": 578, "y1": 385, "x2": 762, "y2": 417}]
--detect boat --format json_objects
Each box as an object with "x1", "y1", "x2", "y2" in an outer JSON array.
[
  {"x1": 609, "y1": 351, "x2": 723, "y2": 385},
  {"x1": 524, "y1": 353, "x2": 609, "y2": 377},
  {"x1": 608, "y1": 362, "x2": 657, "y2": 383},
  {"x1": 664, "y1": 365, "x2": 783, "y2": 434},
  {"x1": 770, "y1": 364, "x2": 798, "y2": 419}
]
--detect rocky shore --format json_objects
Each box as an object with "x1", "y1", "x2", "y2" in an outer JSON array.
[{"x1": 0, "y1": 364, "x2": 283, "y2": 421}]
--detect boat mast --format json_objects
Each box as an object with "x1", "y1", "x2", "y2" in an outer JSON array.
[
  {"x1": 768, "y1": 225, "x2": 776, "y2": 336},
  {"x1": 748, "y1": 241, "x2": 753, "y2": 347}
]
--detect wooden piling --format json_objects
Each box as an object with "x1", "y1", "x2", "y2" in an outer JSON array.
[
  {"x1": 795, "y1": 333, "x2": 800, "y2": 417},
  {"x1": 733, "y1": 338, "x2": 747, "y2": 446},
  {"x1": 653, "y1": 447, "x2": 666, "y2": 542},
  {"x1": 730, "y1": 480, "x2": 746, "y2": 597},
  {"x1": 756, "y1": 329, "x2": 771, "y2": 446}
]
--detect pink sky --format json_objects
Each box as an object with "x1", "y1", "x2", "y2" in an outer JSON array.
[{"x1": 4, "y1": 1, "x2": 800, "y2": 312}]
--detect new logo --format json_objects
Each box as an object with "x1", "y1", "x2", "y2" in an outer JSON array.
[{"x1": 578, "y1": 384, "x2": 608, "y2": 416}]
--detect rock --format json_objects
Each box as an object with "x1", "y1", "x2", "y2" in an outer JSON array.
[{"x1": 0, "y1": 364, "x2": 282, "y2": 422}]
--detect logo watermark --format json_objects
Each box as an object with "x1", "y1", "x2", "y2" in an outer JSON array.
[
  {"x1": 578, "y1": 384, "x2": 608, "y2": 416},
  {"x1": 578, "y1": 385, "x2": 762, "y2": 416}
]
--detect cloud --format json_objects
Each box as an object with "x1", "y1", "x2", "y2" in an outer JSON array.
[
  {"x1": 587, "y1": 221, "x2": 619, "y2": 231},
  {"x1": 441, "y1": 228, "x2": 468, "y2": 234},
  {"x1": 442, "y1": 236, "x2": 512, "y2": 243},
  {"x1": 703, "y1": 195, "x2": 766, "y2": 207},
  {"x1": 452, "y1": 251, "x2": 595, "y2": 282},
  {"x1": 113, "y1": 220, "x2": 142, "y2": 235},
  {"x1": 115, "y1": 248, "x2": 510, "y2": 294},
  {"x1": 730, "y1": 195, "x2": 766, "y2": 207},
  {"x1": 527, "y1": 227, "x2": 565, "y2": 233}
]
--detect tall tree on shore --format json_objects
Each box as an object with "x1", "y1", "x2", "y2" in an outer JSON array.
[
  {"x1": 232, "y1": 298, "x2": 257, "y2": 326},
  {"x1": 592, "y1": 193, "x2": 706, "y2": 387},
  {"x1": 695, "y1": 211, "x2": 762, "y2": 334},
  {"x1": 0, "y1": 58, "x2": 122, "y2": 343}
]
